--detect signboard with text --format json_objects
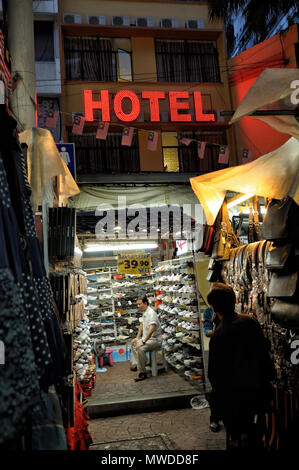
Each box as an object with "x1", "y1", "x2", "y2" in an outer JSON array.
[{"x1": 117, "y1": 254, "x2": 151, "y2": 275}]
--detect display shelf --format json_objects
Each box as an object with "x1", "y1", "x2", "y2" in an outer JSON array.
[{"x1": 154, "y1": 255, "x2": 206, "y2": 391}]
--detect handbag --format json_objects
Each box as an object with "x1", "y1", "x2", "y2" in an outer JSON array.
[
  {"x1": 265, "y1": 242, "x2": 292, "y2": 270},
  {"x1": 211, "y1": 201, "x2": 239, "y2": 260},
  {"x1": 194, "y1": 224, "x2": 212, "y2": 252},
  {"x1": 271, "y1": 299, "x2": 299, "y2": 328},
  {"x1": 263, "y1": 197, "x2": 299, "y2": 243},
  {"x1": 267, "y1": 269, "x2": 298, "y2": 298}
]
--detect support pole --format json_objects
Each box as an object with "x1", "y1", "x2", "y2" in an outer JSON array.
[{"x1": 7, "y1": 0, "x2": 37, "y2": 130}]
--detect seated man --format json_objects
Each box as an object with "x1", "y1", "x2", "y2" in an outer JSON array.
[{"x1": 130, "y1": 296, "x2": 162, "y2": 382}]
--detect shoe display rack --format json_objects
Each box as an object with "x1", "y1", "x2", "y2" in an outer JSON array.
[
  {"x1": 86, "y1": 269, "x2": 117, "y2": 344},
  {"x1": 112, "y1": 273, "x2": 156, "y2": 343},
  {"x1": 154, "y1": 256, "x2": 206, "y2": 391}
]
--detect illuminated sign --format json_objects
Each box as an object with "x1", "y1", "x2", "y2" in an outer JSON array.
[{"x1": 84, "y1": 90, "x2": 215, "y2": 123}]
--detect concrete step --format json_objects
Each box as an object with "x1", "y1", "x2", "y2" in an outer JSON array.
[{"x1": 88, "y1": 390, "x2": 200, "y2": 419}]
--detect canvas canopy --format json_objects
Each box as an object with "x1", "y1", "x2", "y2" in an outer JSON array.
[
  {"x1": 190, "y1": 137, "x2": 299, "y2": 226},
  {"x1": 69, "y1": 184, "x2": 200, "y2": 219},
  {"x1": 229, "y1": 68, "x2": 299, "y2": 139}
]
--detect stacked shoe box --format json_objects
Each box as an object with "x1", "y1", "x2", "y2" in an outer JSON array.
[
  {"x1": 112, "y1": 273, "x2": 155, "y2": 343},
  {"x1": 154, "y1": 258, "x2": 205, "y2": 390}
]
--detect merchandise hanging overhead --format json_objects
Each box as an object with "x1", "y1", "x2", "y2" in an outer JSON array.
[
  {"x1": 19, "y1": 128, "x2": 80, "y2": 209},
  {"x1": 190, "y1": 137, "x2": 299, "y2": 225}
]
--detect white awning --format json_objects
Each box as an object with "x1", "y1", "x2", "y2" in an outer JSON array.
[{"x1": 190, "y1": 137, "x2": 299, "y2": 225}]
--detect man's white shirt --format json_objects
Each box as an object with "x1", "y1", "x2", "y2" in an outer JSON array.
[{"x1": 140, "y1": 306, "x2": 162, "y2": 341}]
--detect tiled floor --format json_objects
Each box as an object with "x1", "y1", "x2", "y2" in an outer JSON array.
[
  {"x1": 87, "y1": 359, "x2": 226, "y2": 451},
  {"x1": 88, "y1": 359, "x2": 203, "y2": 405},
  {"x1": 89, "y1": 408, "x2": 226, "y2": 451}
]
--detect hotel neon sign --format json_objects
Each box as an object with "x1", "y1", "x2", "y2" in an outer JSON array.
[{"x1": 84, "y1": 89, "x2": 215, "y2": 123}]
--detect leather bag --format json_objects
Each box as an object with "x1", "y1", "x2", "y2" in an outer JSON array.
[
  {"x1": 263, "y1": 197, "x2": 299, "y2": 243},
  {"x1": 195, "y1": 224, "x2": 212, "y2": 253},
  {"x1": 271, "y1": 300, "x2": 299, "y2": 328},
  {"x1": 211, "y1": 201, "x2": 239, "y2": 260},
  {"x1": 265, "y1": 242, "x2": 292, "y2": 270},
  {"x1": 267, "y1": 269, "x2": 298, "y2": 298}
]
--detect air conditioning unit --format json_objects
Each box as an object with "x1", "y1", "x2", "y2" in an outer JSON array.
[
  {"x1": 185, "y1": 19, "x2": 205, "y2": 29},
  {"x1": 87, "y1": 15, "x2": 107, "y2": 25},
  {"x1": 111, "y1": 16, "x2": 130, "y2": 27},
  {"x1": 63, "y1": 13, "x2": 82, "y2": 24},
  {"x1": 135, "y1": 17, "x2": 155, "y2": 28},
  {"x1": 160, "y1": 18, "x2": 179, "y2": 28}
]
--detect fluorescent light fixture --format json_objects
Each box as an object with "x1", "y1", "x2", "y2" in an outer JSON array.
[
  {"x1": 84, "y1": 242, "x2": 158, "y2": 252},
  {"x1": 227, "y1": 193, "x2": 255, "y2": 210}
]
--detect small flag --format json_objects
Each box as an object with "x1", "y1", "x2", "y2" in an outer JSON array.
[
  {"x1": 218, "y1": 145, "x2": 229, "y2": 164},
  {"x1": 147, "y1": 131, "x2": 158, "y2": 151},
  {"x1": 121, "y1": 127, "x2": 134, "y2": 146},
  {"x1": 45, "y1": 109, "x2": 59, "y2": 128},
  {"x1": 180, "y1": 138, "x2": 193, "y2": 146},
  {"x1": 72, "y1": 114, "x2": 85, "y2": 135},
  {"x1": 242, "y1": 148, "x2": 252, "y2": 161},
  {"x1": 96, "y1": 122, "x2": 109, "y2": 140},
  {"x1": 216, "y1": 110, "x2": 225, "y2": 122},
  {"x1": 197, "y1": 141, "x2": 206, "y2": 159}
]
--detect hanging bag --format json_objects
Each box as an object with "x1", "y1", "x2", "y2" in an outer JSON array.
[
  {"x1": 263, "y1": 197, "x2": 299, "y2": 243},
  {"x1": 265, "y1": 242, "x2": 293, "y2": 270},
  {"x1": 211, "y1": 201, "x2": 239, "y2": 260}
]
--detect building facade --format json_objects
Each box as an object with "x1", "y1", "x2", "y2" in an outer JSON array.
[
  {"x1": 58, "y1": 0, "x2": 235, "y2": 185},
  {"x1": 228, "y1": 23, "x2": 299, "y2": 162}
]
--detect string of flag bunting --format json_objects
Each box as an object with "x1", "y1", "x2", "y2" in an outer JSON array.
[{"x1": 43, "y1": 109, "x2": 252, "y2": 164}]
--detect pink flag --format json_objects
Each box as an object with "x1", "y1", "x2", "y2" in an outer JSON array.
[
  {"x1": 45, "y1": 109, "x2": 59, "y2": 128},
  {"x1": 96, "y1": 122, "x2": 109, "y2": 140},
  {"x1": 121, "y1": 127, "x2": 134, "y2": 146},
  {"x1": 147, "y1": 131, "x2": 158, "y2": 151},
  {"x1": 180, "y1": 138, "x2": 193, "y2": 146},
  {"x1": 72, "y1": 115, "x2": 85, "y2": 135},
  {"x1": 197, "y1": 141, "x2": 206, "y2": 159},
  {"x1": 218, "y1": 145, "x2": 229, "y2": 164},
  {"x1": 242, "y1": 148, "x2": 252, "y2": 162},
  {"x1": 216, "y1": 110, "x2": 225, "y2": 122}
]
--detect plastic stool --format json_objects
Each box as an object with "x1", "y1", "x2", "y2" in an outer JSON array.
[
  {"x1": 100, "y1": 349, "x2": 113, "y2": 368},
  {"x1": 147, "y1": 348, "x2": 168, "y2": 377}
]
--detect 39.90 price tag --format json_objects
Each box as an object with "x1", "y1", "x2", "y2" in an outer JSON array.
[{"x1": 117, "y1": 254, "x2": 151, "y2": 275}]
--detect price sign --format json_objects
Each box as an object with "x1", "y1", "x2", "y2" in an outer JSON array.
[{"x1": 117, "y1": 254, "x2": 151, "y2": 275}]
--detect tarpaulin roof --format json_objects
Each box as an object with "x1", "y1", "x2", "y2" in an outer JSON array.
[
  {"x1": 190, "y1": 137, "x2": 299, "y2": 226},
  {"x1": 229, "y1": 68, "x2": 299, "y2": 125}
]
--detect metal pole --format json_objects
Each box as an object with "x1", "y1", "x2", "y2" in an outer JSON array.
[
  {"x1": 221, "y1": 110, "x2": 299, "y2": 117},
  {"x1": 7, "y1": 0, "x2": 37, "y2": 130}
]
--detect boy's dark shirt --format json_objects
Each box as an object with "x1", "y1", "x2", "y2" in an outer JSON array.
[{"x1": 208, "y1": 313, "x2": 275, "y2": 397}]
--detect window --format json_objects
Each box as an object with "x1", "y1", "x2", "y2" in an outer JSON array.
[
  {"x1": 34, "y1": 21, "x2": 54, "y2": 62},
  {"x1": 69, "y1": 131, "x2": 140, "y2": 174},
  {"x1": 162, "y1": 132, "x2": 179, "y2": 172},
  {"x1": 162, "y1": 131, "x2": 227, "y2": 172},
  {"x1": 155, "y1": 39, "x2": 220, "y2": 82},
  {"x1": 38, "y1": 97, "x2": 61, "y2": 141},
  {"x1": 64, "y1": 37, "x2": 133, "y2": 81},
  {"x1": 178, "y1": 131, "x2": 227, "y2": 172}
]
